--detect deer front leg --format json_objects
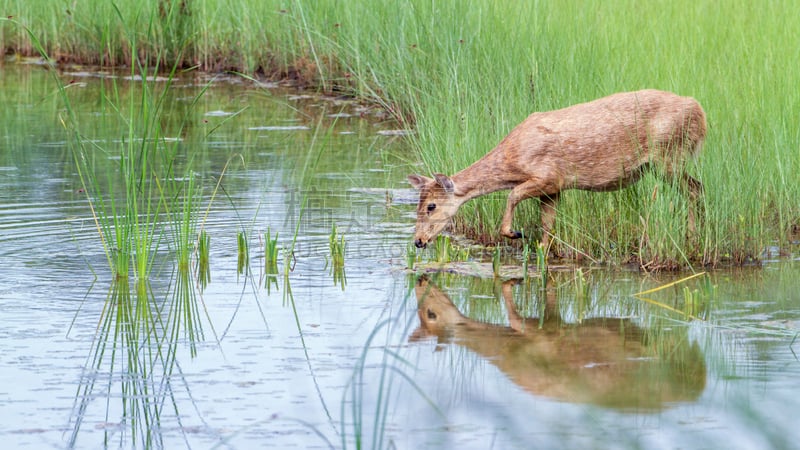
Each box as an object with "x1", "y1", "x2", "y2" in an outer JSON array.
[
  {"x1": 500, "y1": 180, "x2": 552, "y2": 239},
  {"x1": 539, "y1": 192, "x2": 560, "y2": 250}
]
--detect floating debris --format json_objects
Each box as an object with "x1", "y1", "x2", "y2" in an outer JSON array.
[
  {"x1": 248, "y1": 125, "x2": 311, "y2": 131},
  {"x1": 204, "y1": 110, "x2": 236, "y2": 117},
  {"x1": 376, "y1": 129, "x2": 413, "y2": 136},
  {"x1": 121, "y1": 74, "x2": 171, "y2": 82},
  {"x1": 404, "y1": 260, "x2": 573, "y2": 280}
]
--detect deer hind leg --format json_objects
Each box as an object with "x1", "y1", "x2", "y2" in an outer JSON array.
[
  {"x1": 663, "y1": 167, "x2": 704, "y2": 235},
  {"x1": 682, "y1": 173, "x2": 704, "y2": 235},
  {"x1": 500, "y1": 180, "x2": 556, "y2": 240}
]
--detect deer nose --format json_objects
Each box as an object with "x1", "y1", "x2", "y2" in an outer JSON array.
[{"x1": 414, "y1": 239, "x2": 427, "y2": 249}]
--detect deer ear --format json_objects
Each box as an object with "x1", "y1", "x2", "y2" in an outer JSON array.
[
  {"x1": 433, "y1": 173, "x2": 455, "y2": 193},
  {"x1": 407, "y1": 174, "x2": 433, "y2": 190}
]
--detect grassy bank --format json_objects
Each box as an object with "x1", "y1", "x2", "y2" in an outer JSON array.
[{"x1": 3, "y1": 0, "x2": 799, "y2": 267}]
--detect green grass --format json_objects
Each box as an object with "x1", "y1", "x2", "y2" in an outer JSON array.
[
  {"x1": 236, "y1": 230, "x2": 249, "y2": 278},
  {"x1": 263, "y1": 227, "x2": 279, "y2": 291},
  {"x1": 328, "y1": 223, "x2": 346, "y2": 289},
  {"x1": 197, "y1": 230, "x2": 211, "y2": 290},
  {"x1": 3, "y1": 0, "x2": 799, "y2": 266}
]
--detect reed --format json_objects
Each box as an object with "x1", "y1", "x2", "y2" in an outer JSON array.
[
  {"x1": 328, "y1": 223, "x2": 347, "y2": 289},
  {"x1": 197, "y1": 230, "x2": 211, "y2": 290},
  {"x1": 521, "y1": 238, "x2": 531, "y2": 283},
  {"x1": 237, "y1": 231, "x2": 249, "y2": 278},
  {"x1": 535, "y1": 243, "x2": 548, "y2": 290},
  {"x1": 405, "y1": 242, "x2": 418, "y2": 270},
  {"x1": 491, "y1": 245, "x2": 501, "y2": 279},
  {"x1": 263, "y1": 227, "x2": 279, "y2": 291}
]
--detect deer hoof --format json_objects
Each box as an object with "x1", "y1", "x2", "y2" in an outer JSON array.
[{"x1": 505, "y1": 231, "x2": 523, "y2": 239}]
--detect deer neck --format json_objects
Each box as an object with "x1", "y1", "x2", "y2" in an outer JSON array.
[{"x1": 451, "y1": 149, "x2": 519, "y2": 204}]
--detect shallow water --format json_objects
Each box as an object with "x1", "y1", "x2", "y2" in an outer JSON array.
[{"x1": 1, "y1": 64, "x2": 799, "y2": 449}]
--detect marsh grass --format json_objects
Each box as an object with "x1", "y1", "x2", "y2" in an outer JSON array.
[
  {"x1": 535, "y1": 243, "x2": 548, "y2": 289},
  {"x1": 491, "y1": 245, "x2": 501, "y2": 279},
  {"x1": 263, "y1": 227, "x2": 279, "y2": 292},
  {"x1": 405, "y1": 242, "x2": 418, "y2": 270},
  {"x1": 197, "y1": 230, "x2": 211, "y2": 290},
  {"x1": 6, "y1": 1, "x2": 800, "y2": 266},
  {"x1": 521, "y1": 238, "x2": 531, "y2": 283},
  {"x1": 430, "y1": 234, "x2": 470, "y2": 264},
  {"x1": 328, "y1": 223, "x2": 347, "y2": 289},
  {"x1": 236, "y1": 230, "x2": 250, "y2": 278}
]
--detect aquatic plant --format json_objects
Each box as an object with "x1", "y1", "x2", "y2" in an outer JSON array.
[
  {"x1": 535, "y1": 242, "x2": 548, "y2": 290},
  {"x1": 491, "y1": 245, "x2": 501, "y2": 279},
  {"x1": 423, "y1": 234, "x2": 471, "y2": 265},
  {"x1": 263, "y1": 227, "x2": 279, "y2": 291},
  {"x1": 328, "y1": 223, "x2": 347, "y2": 289},
  {"x1": 237, "y1": 231, "x2": 249, "y2": 278},
  {"x1": 521, "y1": 238, "x2": 531, "y2": 282},
  {"x1": 405, "y1": 242, "x2": 418, "y2": 270},
  {"x1": 197, "y1": 230, "x2": 211, "y2": 290}
]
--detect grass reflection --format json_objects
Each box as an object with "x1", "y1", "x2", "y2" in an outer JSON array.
[{"x1": 69, "y1": 264, "x2": 212, "y2": 447}]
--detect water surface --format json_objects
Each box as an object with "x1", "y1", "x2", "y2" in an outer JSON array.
[{"x1": 1, "y1": 64, "x2": 799, "y2": 449}]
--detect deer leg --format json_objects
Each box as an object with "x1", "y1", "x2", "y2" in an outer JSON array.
[
  {"x1": 661, "y1": 164, "x2": 704, "y2": 236},
  {"x1": 669, "y1": 171, "x2": 704, "y2": 235},
  {"x1": 539, "y1": 192, "x2": 560, "y2": 250},
  {"x1": 501, "y1": 280, "x2": 527, "y2": 333},
  {"x1": 683, "y1": 173, "x2": 703, "y2": 235},
  {"x1": 501, "y1": 181, "x2": 546, "y2": 239}
]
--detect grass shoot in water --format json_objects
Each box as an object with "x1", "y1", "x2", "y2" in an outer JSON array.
[
  {"x1": 237, "y1": 231, "x2": 249, "y2": 278},
  {"x1": 492, "y1": 245, "x2": 501, "y2": 279},
  {"x1": 197, "y1": 230, "x2": 211, "y2": 291},
  {"x1": 328, "y1": 224, "x2": 347, "y2": 289},
  {"x1": 264, "y1": 227, "x2": 279, "y2": 292},
  {"x1": 430, "y1": 235, "x2": 470, "y2": 264},
  {"x1": 405, "y1": 242, "x2": 418, "y2": 270},
  {"x1": 521, "y1": 238, "x2": 531, "y2": 283},
  {"x1": 536, "y1": 243, "x2": 548, "y2": 290}
]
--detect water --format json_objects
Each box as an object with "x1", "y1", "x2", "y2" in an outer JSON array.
[{"x1": 1, "y1": 63, "x2": 799, "y2": 449}]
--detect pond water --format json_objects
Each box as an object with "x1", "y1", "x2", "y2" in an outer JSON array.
[{"x1": 1, "y1": 63, "x2": 799, "y2": 449}]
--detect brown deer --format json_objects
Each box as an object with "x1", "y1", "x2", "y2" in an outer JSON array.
[
  {"x1": 408, "y1": 89, "x2": 706, "y2": 250},
  {"x1": 410, "y1": 276, "x2": 707, "y2": 410}
]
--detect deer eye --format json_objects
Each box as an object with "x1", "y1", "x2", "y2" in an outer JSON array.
[{"x1": 426, "y1": 203, "x2": 436, "y2": 213}]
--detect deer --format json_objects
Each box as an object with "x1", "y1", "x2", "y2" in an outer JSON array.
[
  {"x1": 408, "y1": 89, "x2": 706, "y2": 252},
  {"x1": 410, "y1": 276, "x2": 707, "y2": 409}
]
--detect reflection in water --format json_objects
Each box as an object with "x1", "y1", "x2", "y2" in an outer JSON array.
[
  {"x1": 68, "y1": 266, "x2": 209, "y2": 447},
  {"x1": 411, "y1": 276, "x2": 706, "y2": 411}
]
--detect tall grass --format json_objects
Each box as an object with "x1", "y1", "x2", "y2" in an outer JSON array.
[{"x1": 4, "y1": 0, "x2": 799, "y2": 266}]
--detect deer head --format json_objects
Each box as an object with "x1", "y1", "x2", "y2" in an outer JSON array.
[{"x1": 408, "y1": 173, "x2": 462, "y2": 248}]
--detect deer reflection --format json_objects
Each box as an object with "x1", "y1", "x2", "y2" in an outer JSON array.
[{"x1": 411, "y1": 276, "x2": 706, "y2": 410}]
